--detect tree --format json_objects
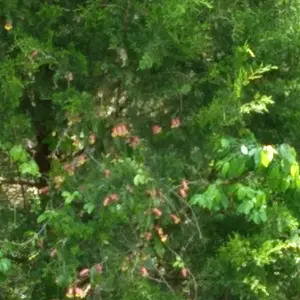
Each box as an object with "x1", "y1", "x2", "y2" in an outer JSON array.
[{"x1": 1, "y1": 0, "x2": 300, "y2": 299}]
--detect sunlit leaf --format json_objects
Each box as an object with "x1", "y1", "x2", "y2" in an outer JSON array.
[
  {"x1": 290, "y1": 163, "x2": 299, "y2": 177},
  {"x1": 240, "y1": 145, "x2": 248, "y2": 155}
]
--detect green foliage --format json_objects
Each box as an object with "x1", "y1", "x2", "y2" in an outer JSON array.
[{"x1": 1, "y1": 0, "x2": 300, "y2": 299}]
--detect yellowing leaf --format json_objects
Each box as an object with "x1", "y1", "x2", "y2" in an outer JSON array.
[
  {"x1": 246, "y1": 48, "x2": 255, "y2": 58},
  {"x1": 261, "y1": 145, "x2": 276, "y2": 167},
  {"x1": 160, "y1": 234, "x2": 168, "y2": 243},
  {"x1": 290, "y1": 163, "x2": 299, "y2": 177},
  {"x1": 261, "y1": 151, "x2": 271, "y2": 167},
  {"x1": 4, "y1": 23, "x2": 12, "y2": 31}
]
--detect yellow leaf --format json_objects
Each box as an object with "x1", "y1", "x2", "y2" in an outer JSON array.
[
  {"x1": 4, "y1": 23, "x2": 12, "y2": 31},
  {"x1": 246, "y1": 48, "x2": 255, "y2": 58},
  {"x1": 261, "y1": 150, "x2": 272, "y2": 167},
  {"x1": 290, "y1": 163, "x2": 299, "y2": 177},
  {"x1": 160, "y1": 234, "x2": 168, "y2": 243},
  {"x1": 261, "y1": 145, "x2": 277, "y2": 167}
]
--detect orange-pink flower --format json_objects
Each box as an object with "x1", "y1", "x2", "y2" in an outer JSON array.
[
  {"x1": 152, "y1": 207, "x2": 162, "y2": 217},
  {"x1": 31, "y1": 50, "x2": 39, "y2": 58},
  {"x1": 39, "y1": 186, "x2": 49, "y2": 195},
  {"x1": 103, "y1": 193, "x2": 119, "y2": 206},
  {"x1": 110, "y1": 193, "x2": 119, "y2": 201},
  {"x1": 111, "y1": 123, "x2": 129, "y2": 137},
  {"x1": 50, "y1": 248, "x2": 57, "y2": 258},
  {"x1": 171, "y1": 117, "x2": 181, "y2": 128},
  {"x1": 180, "y1": 268, "x2": 189, "y2": 278},
  {"x1": 140, "y1": 267, "x2": 149, "y2": 277},
  {"x1": 104, "y1": 169, "x2": 111, "y2": 178},
  {"x1": 64, "y1": 163, "x2": 75, "y2": 175},
  {"x1": 79, "y1": 268, "x2": 90, "y2": 278},
  {"x1": 179, "y1": 187, "x2": 187, "y2": 198},
  {"x1": 152, "y1": 125, "x2": 162, "y2": 134},
  {"x1": 144, "y1": 232, "x2": 152, "y2": 241},
  {"x1": 170, "y1": 214, "x2": 181, "y2": 224},
  {"x1": 103, "y1": 196, "x2": 111, "y2": 206},
  {"x1": 89, "y1": 133, "x2": 96, "y2": 144},
  {"x1": 128, "y1": 136, "x2": 141, "y2": 148},
  {"x1": 181, "y1": 179, "x2": 189, "y2": 191},
  {"x1": 94, "y1": 263, "x2": 103, "y2": 273}
]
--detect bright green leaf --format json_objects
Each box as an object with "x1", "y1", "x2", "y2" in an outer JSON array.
[
  {"x1": 279, "y1": 144, "x2": 296, "y2": 164},
  {"x1": 259, "y1": 210, "x2": 268, "y2": 222},
  {"x1": 221, "y1": 138, "x2": 230, "y2": 148},
  {"x1": 9, "y1": 145, "x2": 28, "y2": 162},
  {"x1": 20, "y1": 161, "x2": 40, "y2": 176},
  {"x1": 237, "y1": 187, "x2": 247, "y2": 201},
  {"x1": 0, "y1": 258, "x2": 11, "y2": 273},
  {"x1": 84, "y1": 202, "x2": 95, "y2": 214},
  {"x1": 190, "y1": 194, "x2": 204, "y2": 205},
  {"x1": 221, "y1": 194, "x2": 229, "y2": 209},
  {"x1": 221, "y1": 162, "x2": 230, "y2": 177},
  {"x1": 237, "y1": 200, "x2": 254, "y2": 215}
]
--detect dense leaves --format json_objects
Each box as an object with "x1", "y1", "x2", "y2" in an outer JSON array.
[{"x1": 1, "y1": 0, "x2": 300, "y2": 299}]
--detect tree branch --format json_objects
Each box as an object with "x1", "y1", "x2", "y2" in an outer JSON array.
[{"x1": 0, "y1": 179, "x2": 41, "y2": 187}]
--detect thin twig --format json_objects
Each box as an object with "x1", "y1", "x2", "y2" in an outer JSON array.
[
  {"x1": 51, "y1": 127, "x2": 70, "y2": 156},
  {"x1": 7, "y1": 220, "x2": 50, "y2": 248},
  {"x1": 162, "y1": 182, "x2": 203, "y2": 241},
  {"x1": 0, "y1": 179, "x2": 40, "y2": 187}
]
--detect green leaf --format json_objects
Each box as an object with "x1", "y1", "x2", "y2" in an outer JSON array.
[
  {"x1": 221, "y1": 162, "x2": 230, "y2": 177},
  {"x1": 20, "y1": 161, "x2": 40, "y2": 176},
  {"x1": 65, "y1": 196, "x2": 74, "y2": 205},
  {"x1": 279, "y1": 144, "x2": 296, "y2": 164},
  {"x1": 62, "y1": 191, "x2": 71, "y2": 198},
  {"x1": 296, "y1": 176, "x2": 300, "y2": 188},
  {"x1": 133, "y1": 174, "x2": 147, "y2": 186},
  {"x1": 256, "y1": 192, "x2": 266, "y2": 206},
  {"x1": 37, "y1": 213, "x2": 47, "y2": 224},
  {"x1": 221, "y1": 138, "x2": 230, "y2": 148},
  {"x1": 252, "y1": 211, "x2": 261, "y2": 224},
  {"x1": 0, "y1": 258, "x2": 11, "y2": 273},
  {"x1": 248, "y1": 148, "x2": 257, "y2": 157},
  {"x1": 268, "y1": 164, "x2": 281, "y2": 190},
  {"x1": 84, "y1": 202, "x2": 95, "y2": 214},
  {"x1": 237, "y1": 187, "x2": 247, "y2": 201},
  {"x1": 154, "y1": 240, "x2": 165, "y2": 258},
  {"x1": 139, "y1": 53, "x2": 154, "y2": 70},
  {"x1": 228, "y1": 184, "x2": 242, "y2": 195},
  {"x1": 190, "y1": 194, "x2": 204, "y2": 205},
  {"x1": 62, "y1": 191, "x2": 80, "y2": 204},
  {"x1": 144, "y1": 258, "x2": 156, "y2": 271},
  {"x1": 280, "y1": 178, "x2": 290, "y2": 193},
  {"x1": 247, "y1": 189, "x2": 255, "y2": 199},
  {"x1": 90, "y1": 266, "x2": 100, "y2": 285},
  {"x1": 237, "y1": 200, "x2": 254, "y2": 215},
  {"x1": 180, "y1": 84, "x2": 192, "y2": 95},
  {"x1": 221, "y1": 194, "x2": 229, "y2": 209},
  {"x1": 259, "y1": 210, "x2": 268, "y2": 222},
  {"x1": 9, "y1": 145, "x2": 28, "y2": 162},
  {"x1": 228, "y1": 157, "x2": 245, "y2": 177}
]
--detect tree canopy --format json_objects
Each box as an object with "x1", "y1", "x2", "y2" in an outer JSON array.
[{"x1": 1, "y1": 0, "x2": 300, "y2": 299}]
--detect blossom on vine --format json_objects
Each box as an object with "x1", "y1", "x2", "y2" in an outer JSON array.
[
  {"x1": 171, "y1": 117, "x2": 181, "y2": 128},
  {"x1": 152, "y1": 125, "x2": 162, "y2": 134}
]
